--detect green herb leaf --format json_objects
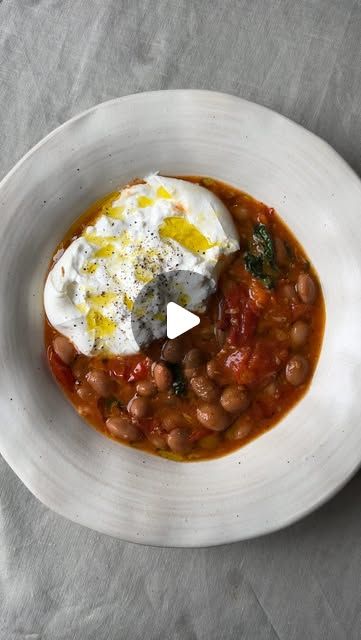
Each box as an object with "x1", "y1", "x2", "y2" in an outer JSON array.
[
  {"x1": 244, "y1": 253, "x2": 264, "y2": 279},
  {"x1": 173, "y1": 377, "x2": 187, "y2": 396},
  {"x1": 104, "y1": 396, "x2": 121, "y2": 410},
  {"x1": 244, "y1": 224, "x2": 278, "y2": 289},
  {"x1": 169, "y1": 363, "x2": 187, "y2": 396},
  {"x1": 253, "y1": 223, "x2": 275, "y2": 265},
  {"x1": 98, "y1": 395, "x2": 122, "y2": 420}
]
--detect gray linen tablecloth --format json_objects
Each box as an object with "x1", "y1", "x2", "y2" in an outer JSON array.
[{"x1": 1, "y1": 1, "x2": 361, "y2": 638}]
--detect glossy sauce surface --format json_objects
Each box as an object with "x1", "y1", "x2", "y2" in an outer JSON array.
[{"x1": 45, "y1": 177, "x2": 325, "y2": 461}]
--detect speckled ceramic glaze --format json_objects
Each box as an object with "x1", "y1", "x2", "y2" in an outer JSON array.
[{"x1": 0, "y1": 91, "x2": 360, "y2": 546}]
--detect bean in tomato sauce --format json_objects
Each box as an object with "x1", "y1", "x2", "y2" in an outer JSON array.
[{"x1": 45, "y1": 176, "x2": 325, "y2": 461}]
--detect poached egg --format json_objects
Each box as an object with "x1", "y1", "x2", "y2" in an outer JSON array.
[{"x1": 44, "y1": 175, "x2": 239, "y2": 355}]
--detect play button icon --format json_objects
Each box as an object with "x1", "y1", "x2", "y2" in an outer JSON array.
[
  {"x1": 166, "y1": 302, "x2": 200, "y2": 339},
  {"x1": 130, "y1": 269, "x2": 214, "y2": 350}
]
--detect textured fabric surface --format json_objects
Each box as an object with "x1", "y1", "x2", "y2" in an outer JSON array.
[{"x1": 1, "y1": 1, "x2": 361, "y2": 638}]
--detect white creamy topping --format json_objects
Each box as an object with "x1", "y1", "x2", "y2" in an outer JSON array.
[{"x1": 44, "y1": 175, "x2": 239, "y2": 355}]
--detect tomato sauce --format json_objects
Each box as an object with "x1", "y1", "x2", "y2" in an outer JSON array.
[{"x1": 44, "y1": 177, "x2": 325, "y2": 461}]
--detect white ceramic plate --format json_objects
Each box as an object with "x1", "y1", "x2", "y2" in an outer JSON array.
[{"x1": 0, "y1": 90, "x2": 360, "y2": 547}]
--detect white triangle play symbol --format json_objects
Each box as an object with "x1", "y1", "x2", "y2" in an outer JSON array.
[{"x1": 166, "y1": 302, "x2": 200, "y2": 339}]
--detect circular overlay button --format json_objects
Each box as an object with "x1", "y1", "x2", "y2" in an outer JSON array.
[{"x1": 130, "y1": 270, "x2": 214, "y2": 350}]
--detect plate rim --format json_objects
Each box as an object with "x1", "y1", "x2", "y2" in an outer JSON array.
[{"x1": 1, "y1": 89, "x2": 360, "y2": 192}]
